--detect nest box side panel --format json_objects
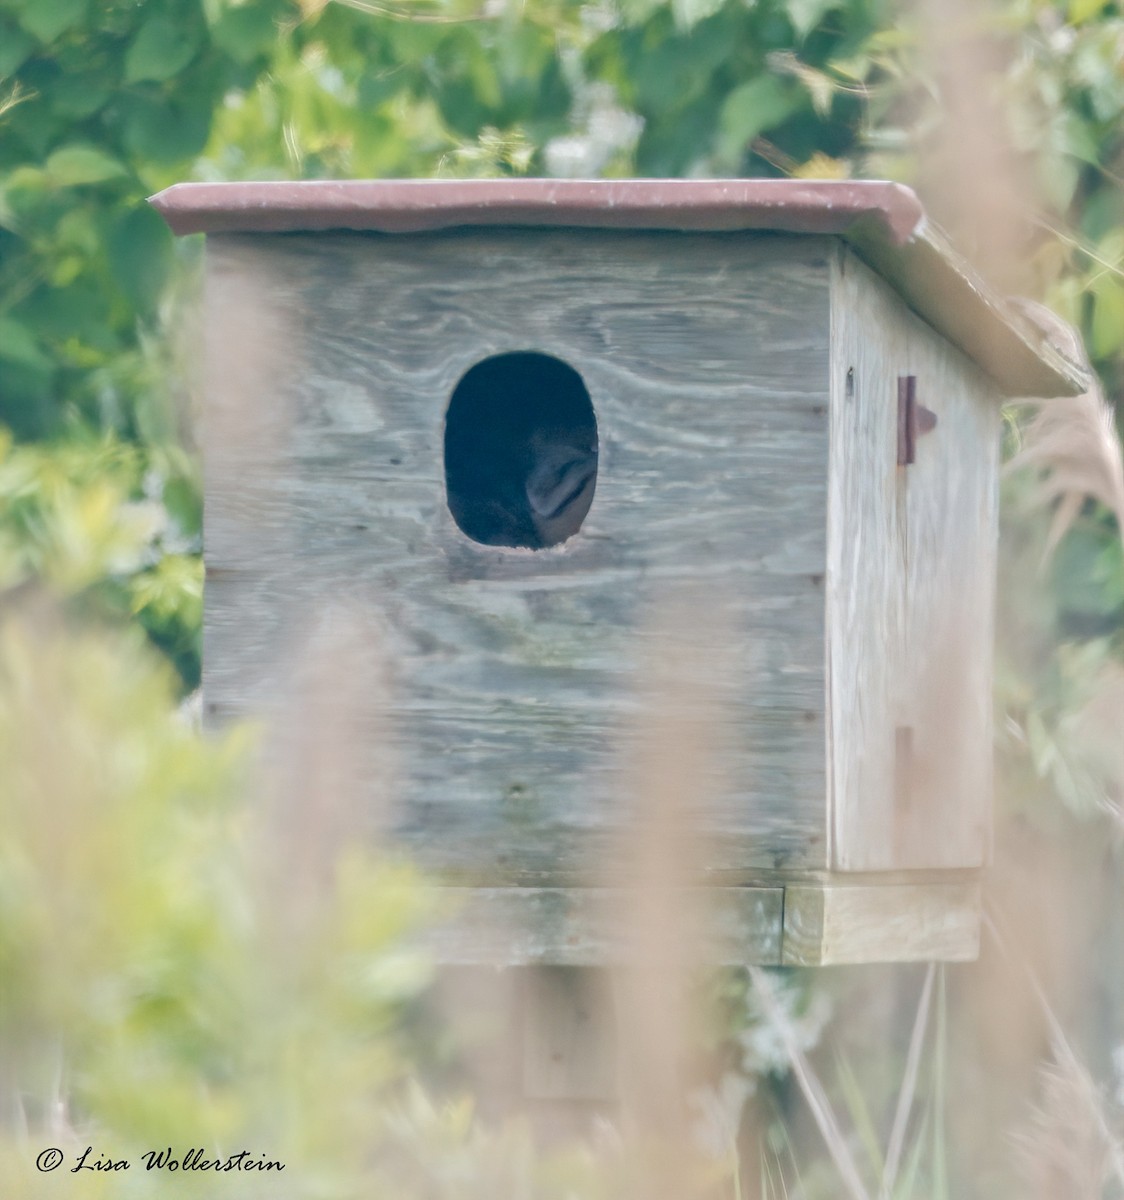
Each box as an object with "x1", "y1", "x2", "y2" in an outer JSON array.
[
  {"x1": 202, "y1": 229, "x2": 834, "y2": 881},
  {"x1": 828, "y1": 246, "x2": 999, "y2": 872}
]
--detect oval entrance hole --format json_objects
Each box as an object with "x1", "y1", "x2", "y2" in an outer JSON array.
[{"x1": 444, "y1": 352, "x2": 598, "y2": 549}]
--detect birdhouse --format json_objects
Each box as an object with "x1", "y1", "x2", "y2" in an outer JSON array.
[{"x1": 152, "y1": 179, "x2": 1085, "y2": 966}]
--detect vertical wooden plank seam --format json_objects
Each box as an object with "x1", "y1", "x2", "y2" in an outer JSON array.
[{"x1": 825, "y1": 241, "x2": 842, "y2": 874}]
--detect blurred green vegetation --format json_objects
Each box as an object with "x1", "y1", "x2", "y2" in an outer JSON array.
[
  {"x1": 0, "y1": 605, "x2": 538, "y2": 1198},
  {"x1": 1, "y1": 0, "x2": 1123, "y2": 1196}
]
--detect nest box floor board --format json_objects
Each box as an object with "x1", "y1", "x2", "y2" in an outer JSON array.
[{"x1": 419, "y1": 882, "x2": 981, "y2": 966}]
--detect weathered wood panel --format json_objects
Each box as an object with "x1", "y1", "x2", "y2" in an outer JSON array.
[
  {"x1": 203, "y1": 230, "x2": 834, "y2": 879},
  {"x1": 828, "y1": 246, "x2": 997, "y2": 872},
  {"x1": 782, "y1": 881, "x2": 982, "y2": 965},
  {"x1": 205, "y1": 573, "x2": 827, "y2": 881},
  {"x1": 420, "y1": 886, "x2": 784, "y2": 965}
]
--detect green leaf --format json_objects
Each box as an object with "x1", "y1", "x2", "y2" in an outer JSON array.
[
  {"x1": 163, "y1": 475, "x2": 202, "y2": 539},
  {"x1": 124, "y1": 15, "x2": 203, "y2": 84},
  {"x1": 0, "y1": 367, "x2": 57, "y2": 431},
  {"x1": 212, "y1": 4, "x2": 277, "y2": 64},
  {"x1": 618, "y1": 0, "x2": 668, "y2": 25},
  {"x1": 1067, "y1": 0, "x2": 1110, "y2": 22},
  {"x1": 17, "y1": 0, "x2": 86, "y2": 44},
  {"x1": 1061, "y1": 111, "x2": 1100, "y2": 166},
  {"x1": 44, "y1": 144, "x2": 128, "y2": 186},
  {"x1": 672, "y1": 0, "x2": 727, "y2": 33},
  {"x1": 633, "y1": 16, "x2": 735, "y2": 112},
  {"x1": 1090, "y1": 274, "x2": 1124, "y2": 361},
  {"x1": 357, "y1": 68, "x2": 406, "y2": 111},
  {"x1": 717, "y1": 75, "x2": 801, "y2": 164},
  {"x1": 129, "y1": 555, "x2": 204, "y2": 624},
  {"x1": 785, "y1": 0, "x2": 838, "y2": 37},
  {"x1": 0, "y1": 19, "x2": 35, "y2": 76},
  {"x1": 49, "y1": 66, "x2": 118, "y2": 118},
  {"x1": 1036, "y1": 152, "x2": 1079, "y2": 212},
  {"x1": 15, "y1": 277, "x2": 110, "y2": 343},
  {"x1": 0, "y1": 316, "x2": 52, "y2": 371},
  {"x1": 1079, "y1": 184, "x2": 1124, "y2": 244},
  {"x1": 124, "y1": 101, "x2": 212, "y2": 165},
  {"x1": 0, "y1": 165, "x2": 47, "y2": 196},
  {"x1": 107, "y1": 204, "x2": 174, "y2": 314}
]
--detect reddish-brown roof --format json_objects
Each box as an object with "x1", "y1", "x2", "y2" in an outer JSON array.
[
  {"x1": 149, "y1": 178, "x2": 1088, "y2": 398},
  {"x1": 150, "y1": 178, "x2": 924, "y2": 241}
]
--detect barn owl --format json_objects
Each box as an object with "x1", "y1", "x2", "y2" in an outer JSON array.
[{"x1": 445, "y1": 353, "x2": 598, "y2": 549}]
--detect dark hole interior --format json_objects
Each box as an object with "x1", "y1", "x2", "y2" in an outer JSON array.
[{"x1": 444, "y1": 352, "x2": 598, "y2": 549}]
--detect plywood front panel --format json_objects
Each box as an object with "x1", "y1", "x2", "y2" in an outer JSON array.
[
  {"x1": 829, "y1": 247, "x2": 998, "y2": 871},
  {"x1": 203, "y1": 229, "x2": 833, "y2": 879}
]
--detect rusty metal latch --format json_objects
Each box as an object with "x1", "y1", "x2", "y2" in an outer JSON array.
[{"x1": 897, "y1": 375, "x2": 938, "y2": 466}]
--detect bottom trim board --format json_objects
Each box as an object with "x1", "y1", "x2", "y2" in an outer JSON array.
[{"x1": 420, "y1": 880, "x2": 982, "y2": 967}]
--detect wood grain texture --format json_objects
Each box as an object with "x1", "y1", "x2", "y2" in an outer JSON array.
[
  {"x1": 419, "y1": 886, "x2": 784, "y2": 965},
  {"x1": 828, "y1": 246, "x2": 998, "y2": 872},
  {"x1": 781, "y1": 881, "x2": 982, "y2": 965},
  {"x1": 203, "y1": 229, "x2": 834, "y2": 879}
]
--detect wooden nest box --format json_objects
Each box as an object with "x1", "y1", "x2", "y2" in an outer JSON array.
[{"x1": 153, "y1": 179, "x2": 1085, "y2": 967}]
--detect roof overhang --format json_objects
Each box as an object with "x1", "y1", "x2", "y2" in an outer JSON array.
[{"x1": 150, "y1": 178, "x2": 1089, "y2": 399}]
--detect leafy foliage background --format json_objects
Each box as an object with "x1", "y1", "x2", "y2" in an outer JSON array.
[{"x1": 0, "y1": 0, "x2": 1122, "y2": 1196}]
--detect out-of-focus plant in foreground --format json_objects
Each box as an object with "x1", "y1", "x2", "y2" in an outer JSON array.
[{"x1": 0, "y1": 604, "x2": 446, "y2": 1198}]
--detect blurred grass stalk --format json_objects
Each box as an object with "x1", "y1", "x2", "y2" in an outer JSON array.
[
  {"x1": 607, "y1": 594, "x2": 737, "y2": 1197},
  {"x1": 905, "y1": 2, "x2": 1124, "y2": 1198}
]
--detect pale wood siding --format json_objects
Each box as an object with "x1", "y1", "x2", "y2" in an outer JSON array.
[
  {"x1": 782, "y1": 880, "x2": 982, "y2": 964},
  {"x1": 828, "y1": 247, "x2": 998, "y2": 871}
]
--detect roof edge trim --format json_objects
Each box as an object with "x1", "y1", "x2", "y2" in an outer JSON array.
[{"x1": 148, "y1": 179, "x2": 1089, "y2": 398}]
